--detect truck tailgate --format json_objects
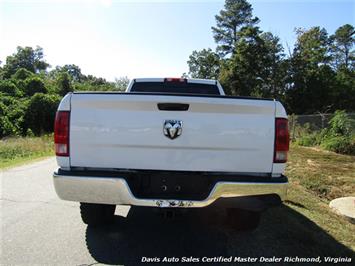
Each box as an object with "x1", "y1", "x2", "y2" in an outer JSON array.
[{"x1": 69, "y1": 94, "x2": 275, "y2": 173}]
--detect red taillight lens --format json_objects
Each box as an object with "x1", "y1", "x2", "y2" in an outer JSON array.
[
  {"x1": 54, "y1": 111, "x2": 70, "y2": 156},
  {"x1": 274, "y1": 118, "x2": 289, "y2": 163}
]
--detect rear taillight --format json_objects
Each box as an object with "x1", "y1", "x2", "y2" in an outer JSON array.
[
  {"x1": 54, "y1": 111, "x2": 70, "y2": 156},
  {"x1": 274, "y1": 118, "x2": 289, "y2": 163}
]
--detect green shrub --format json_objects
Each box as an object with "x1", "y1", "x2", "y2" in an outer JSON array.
[
  {"x1": 296, "y1": 133, "x2": 319, "y2": 146},
  {"x1": 0, "y1": 115, "x2": 17, "y2": 137},
  {"x1": 295, "y1": 123, "x2": 326, "y2": 146},
  {"x1": 328, "y1": 110, "x2": 354, "y2": 137},
  {"x1": 26, "y1": 128, "x2": 35, "y2": 137},
  {"x1": 292, "y1": 122, "x2": 313, "y2": 140},
  {"x1": 316, "y1": 128, "x2": 329, "y2": 143},
  {"x1": 320, "y1": 136, "x2": 355, "y2": 155},
  {"x1": 295, "y1": 110, "x2": 355, "y2": 155},
  {"x1": 319, "y1": 111, "x2": 355, "y2": 155}
]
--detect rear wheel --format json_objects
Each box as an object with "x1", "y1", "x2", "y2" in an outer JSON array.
[
  {"x1": 226, "y1": 208, "x2": 261, "y2": 231},
  {"x1": 80, "y1": 203, "x2": 116, "y2": 226}
]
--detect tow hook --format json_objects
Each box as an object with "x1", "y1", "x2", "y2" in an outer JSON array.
[{"x1": 163, "y1": 209, "x2": 176, "y2": 219}]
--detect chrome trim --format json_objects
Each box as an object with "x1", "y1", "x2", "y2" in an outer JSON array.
[{"x1": 53, "y1": 172, "x2": 288, "y2": 208}]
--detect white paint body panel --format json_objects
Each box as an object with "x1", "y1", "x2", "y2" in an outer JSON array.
[
  {"x1": 67, "y1": 93, "x2": 277, "y2": 173},
  {"x1": 56, "y1": 156, "x2": 70, "y2": 170},
  {"x1": 57, "y1": 93, "x2": 71, "y2": 111}
]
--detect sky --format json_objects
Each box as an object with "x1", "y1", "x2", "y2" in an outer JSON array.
[{"x1": 0, "y1": 0, "x2": 354, "y2": 81}]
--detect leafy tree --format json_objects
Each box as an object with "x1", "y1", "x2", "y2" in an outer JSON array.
[
  {"x1": 219, "y1": 26, "x2": 262, "y2": 95},
  {"x1": 0, "y1": 95, "x2": 28, "y2": 136},
  {"x1": 24, "y1": 93, "x2": 61, "y2": 135},
  {"x1": 50, "y1": 64, "x2": 83, "y2": 82},
  {"x1": 187, "y1": 48, "x2": 220, "y2": 79},
  {"x1": 334, "y1": 68, "x2": 355, "y2": 110},
  {"x1": 0, "y1": 80, "x2": 21, "y2": 96},
  {"x1": 61, "y1": 64, "x2": 83, "y2": 82},
  {"x1": 24, "y1": 76, "x2": 47, "y2": 96},
  {"x1": 115, "y1": 76, "x2": 130, "y2": 91},
  {"x1": 331, "y1": 25, "x2": 355, "y2": 111},
  {"x1": 293, "y1": 27, "x2": 331, "y2": 67},
  {"x1": 56, "y1": 72, "x2": 73, "y2": 96},
  {"x1": 286, "y1": 64, "x2": 337, "y2": 114},
  {"x1": 2, "y1": 46, "x2": 49, "y2": 78},
  {"x1": 219, "y1": 27, "x2": 286, "y2": 97},
  {"x1": 212, "y1": 0, "x2": 259, "y2": 57},
  {"x1": 0, "y1": 45, "x2": 127, "y2": 138},
  {"x1": 5, "y1": 99, "x2": 28, "y2": 136},
  {"x1": 85, "y1": 75, "x2": 104, "y2": 85},
  {"x1": 286, "y1": 27, "x2": 335, "y2": 114},
  {"x1": 11, "y1": 68, "x2": 34, "y2": 80},
  {"x1": 0, "y1": 97, "x2": 14, "y2": 137},
  {"x1": 255, "y1": 32, "x2": 287, "y2": 98},
  {"x1": 74, "y1": 81, "x2": 116, "y2": 92},
  {"x1": 74, "y1": 75, "x2": 116, "y2": 91},
  {"x1": 330, "y1": 24, "x2": 355, "y2": 70}
]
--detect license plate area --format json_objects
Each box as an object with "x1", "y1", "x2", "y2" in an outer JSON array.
[
  {"x1": 155, "y1": 199, "x2": 194, "y2": 208},
  {"x1": 126, "y1": 172, "x2": 214, "y2": 201}
]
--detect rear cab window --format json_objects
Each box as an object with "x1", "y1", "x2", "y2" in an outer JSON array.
[{"x1": 130, "y1": 81, "x2": 220, "y2": 95}]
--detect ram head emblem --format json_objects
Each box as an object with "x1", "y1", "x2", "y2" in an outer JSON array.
[{"x1": 163, "y1": 120, "x2": 182, "y2": 140}]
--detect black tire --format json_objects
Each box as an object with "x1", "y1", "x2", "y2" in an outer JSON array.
[
  {"x1": 80, "y1": 203, "x2": 116, "y2": 226},
  {"x1": 226, "y1": 208, "x2": 261, "y2": 231}
]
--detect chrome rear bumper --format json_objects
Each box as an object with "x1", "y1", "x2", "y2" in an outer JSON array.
[{"x1": 53, "y1": 170, "x2": 288, "y2": 208}]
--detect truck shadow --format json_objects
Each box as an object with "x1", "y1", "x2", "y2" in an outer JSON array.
[{"x1": 85, "y1": 205, "x2": 354, "y2": 265}]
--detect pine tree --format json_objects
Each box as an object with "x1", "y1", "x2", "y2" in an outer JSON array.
[{"x1": 211, "y1": 0, "x2": 259, "y2": 57}]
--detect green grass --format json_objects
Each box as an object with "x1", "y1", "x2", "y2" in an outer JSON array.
[
  {"x1": 0, "y1": 135, "x2": 54, "y2": 169},
  {"x1": 287, "y1": 144, "x2": 355, "y2": 200},
  {"x1": 284, "y1": 144, "x2": 355, "y2": 251}
]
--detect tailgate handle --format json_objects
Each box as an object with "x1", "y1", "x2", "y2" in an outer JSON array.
[{"x1": 157, "y1": 103, "x2": 189, "y2": 111}]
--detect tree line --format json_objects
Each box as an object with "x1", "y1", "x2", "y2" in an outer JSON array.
[
  {"x1": 0, "y1": 46, "x2": 129, "y2": 137},
  {"x1": 0, "y1": 0, "x2": 353, "y2": 138},
  {"x1": 185, "y1": 0, "x2": 354, "y2": 115}
]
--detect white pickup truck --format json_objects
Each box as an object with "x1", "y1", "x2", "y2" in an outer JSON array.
[{"x1": 53, "y1": 78, "x2": 289, "y2": 230}]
